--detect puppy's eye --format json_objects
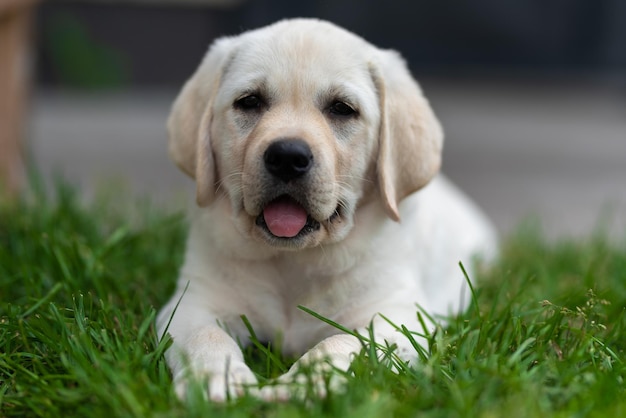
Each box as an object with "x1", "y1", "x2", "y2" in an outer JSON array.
[
  {"x1": 329, "y1": 101, "x2": 356, "y2": 117},
  {"x1": 235, "y1": 95, "x2": 263, "y2": 110}
]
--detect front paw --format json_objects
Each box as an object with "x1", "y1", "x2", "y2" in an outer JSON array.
[
  {"x1": 259, "y1": 358, "x2": 349, "y2": 401},
  {"x1": 260, "y1": 333, "x2": 360, "y2": 401},
  {"x1": 174, "y1": 360, "x2": 259, "y2": 402}
]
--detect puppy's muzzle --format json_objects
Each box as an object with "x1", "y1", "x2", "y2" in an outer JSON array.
[
  {"x1": 263, "y1": 139, "x2": 313, "y2": 183},
  {"x1": 256, "y1": 139, "x2": 320, "y2": 240}
]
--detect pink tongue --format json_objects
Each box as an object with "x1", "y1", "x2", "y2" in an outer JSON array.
[{"x1": 263, "y1": 197, "x2": 308, "y2": 238}]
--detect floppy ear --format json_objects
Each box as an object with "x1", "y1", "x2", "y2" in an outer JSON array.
[
  {"x1": 167, "y1": 37, "x2": 236, "y2": 207},
  {"x1": 371, "y1": 50, "x2": 444, "y2": 222}
]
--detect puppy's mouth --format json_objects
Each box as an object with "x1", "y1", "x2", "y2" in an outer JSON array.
[{"x1": 255, "y1": 195, "x2": 340, "y2": 239}]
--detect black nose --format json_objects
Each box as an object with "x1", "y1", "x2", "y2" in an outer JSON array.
[{"x1": 263, "y1": 139, "x2": 313, "y2": 182}]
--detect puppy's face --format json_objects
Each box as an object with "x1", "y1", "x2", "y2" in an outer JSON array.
[
  {"x1": 211, "y1": 27, "x2": 381, "y2": 249},
  {"x1": 168, "y1": 19, "x2": 443, "y2": 250}
]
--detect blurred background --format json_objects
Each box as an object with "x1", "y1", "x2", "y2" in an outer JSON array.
[{"x1": 2, "y1": 0, "x2": 625, "y2": 238}]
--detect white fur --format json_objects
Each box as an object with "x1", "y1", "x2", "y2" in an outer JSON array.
[{"x1": 157, "y1": 18, "x2": 497, "y2": 402}]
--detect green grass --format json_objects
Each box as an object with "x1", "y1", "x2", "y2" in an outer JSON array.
[{"x1": 1, "y1": 184, "x2": 625, "y2": 417}]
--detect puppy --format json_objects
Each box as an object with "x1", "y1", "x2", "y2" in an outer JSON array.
[{"x1": 157, "y1": 18, "x2": 497, "y2": 401}]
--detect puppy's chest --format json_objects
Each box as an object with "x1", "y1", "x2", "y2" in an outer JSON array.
[
  {"x1": 260, "y1": 266, "x2": 353, "y2": 319},
  {"x1": 222, "y1": 262, "x2": 364, "y2": 351}
]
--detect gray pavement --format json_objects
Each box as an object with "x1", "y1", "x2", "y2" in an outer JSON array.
[{"x1": 29, "y1": 78, "x2": 626, "y2": 239}]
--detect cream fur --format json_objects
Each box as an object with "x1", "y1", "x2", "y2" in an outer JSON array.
[{"x1": 158, "y1": 18, "x2": 497, "y2": 402}]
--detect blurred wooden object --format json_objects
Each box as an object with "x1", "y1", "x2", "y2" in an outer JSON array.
[{"x1": 0, "y1": 0, "x2": 38, "y2": 197}]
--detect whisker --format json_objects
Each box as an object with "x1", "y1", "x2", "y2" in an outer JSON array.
[
  {"x1": 214, "y1": 171, "x2": 244, "y2": 196},
  {"x1": 332, "y1": 184, "x2": 353, "y2": 215},
  {"x1": 335, "y1": 181, "x2": 353, "y2": 191},
  {"x1": 336, "y1": 174, "x2": 374, "y2": 184},
  {"x1": 318, "y1": 241, "x2": 327, "y2": 258}
]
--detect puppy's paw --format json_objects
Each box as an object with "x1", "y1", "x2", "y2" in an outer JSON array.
[
  {"x1": 259, "y1": 359, "x2": 349, "y2": 401},
  {"x1": 260, "y1": 333, "x2": 359, "y2": 401},
  {"x1": 174, "y1": 360, "x2": 259, "y2": 402}
]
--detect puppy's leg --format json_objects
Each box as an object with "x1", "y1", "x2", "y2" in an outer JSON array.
[
  {"x1": 158, "y1": 302, "x2": 258, "y2": 402},
  {"x1": 169, "y1": 326, "x2": 258, "y2": 401},
  {"x1": 169, "y1": 328, "x2": 256, "y2": 402},
  {"x1": 260, "y1": 311, "x2": 426, "y2": 401},
  {"x1": 260, "y1": 333, "x2": 362, "y2": 401}
]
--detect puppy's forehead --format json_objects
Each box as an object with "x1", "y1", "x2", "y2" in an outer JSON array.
[{"x1": 222, "y1": 21, "x2": 377, "y2": 99}]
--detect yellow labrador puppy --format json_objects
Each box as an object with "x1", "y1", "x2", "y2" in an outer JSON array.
[{"x1": 157, "y1": 18, "x2": 497, "y2": 401}]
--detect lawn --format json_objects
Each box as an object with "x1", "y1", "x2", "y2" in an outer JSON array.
[{"x1": 1, "y1": 183, "x2": 625, "y2": 417}]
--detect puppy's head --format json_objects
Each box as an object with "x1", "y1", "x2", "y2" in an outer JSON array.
[{"x1": 168, "y1": 18, "x2": 443, "y2": 249}]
